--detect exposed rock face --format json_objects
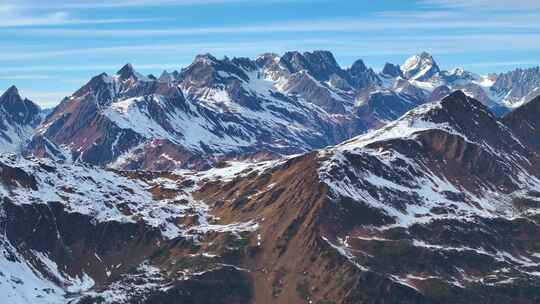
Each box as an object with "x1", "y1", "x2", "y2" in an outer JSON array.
[
  {"x1": 0, "y1": 86, "x2": 42, "y2": 153},
  {"x1": 503, "y1": 95, "x2": 540, "y2": 152},
  {"x1": 492, "y1": 67, "x2": 540, "y2": 107},
  {"x1": 348, "y1": 59, "x2": 381, "y2": 91},
  {"x1": 2, "y1": 92, "x2": 540, "y2": 303}
]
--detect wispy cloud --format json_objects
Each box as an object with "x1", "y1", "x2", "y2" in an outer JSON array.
[
  {"x1": 0, "y1": 63, "x2": 188, "y2": 73},
  {"x1": 421, "y1": 0, "x2": 540, "y2": 10},
  {"x1": 0, "y1": 1, "x2": 158, "y2": 27},
  {"x1": 0, "y1": 39, "x2": 347, "y2": 62},
  {"x1": 1, "y1": 33, "x2": 540, "y2": 65},
  {"x1": 4, "y1": 0, "x2": 280, "y2": 9},
  {"x1": 464, "y1": 61, "x2": 540, "y2": 68},
  {"x1": 0, "y1": 74, "x2": 55, "y2": 80},
  {"x1": 0, "y1": 13, "x2": 156, "y2": 27},
  {"x1": 8, "y1": 12, "x2": 540, "y2": 36}
]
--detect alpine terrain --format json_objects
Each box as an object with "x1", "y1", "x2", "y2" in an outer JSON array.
[
  {"x1": 13, "y1": 51, "x2": 540, "y2": 170},
  {"x1": 1, "y1": 50, "x2": 540, "y2": 304}
]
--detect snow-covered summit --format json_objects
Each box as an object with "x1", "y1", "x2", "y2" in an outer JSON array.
[{"x1": 401, "y1": 51, "x2": 441, "y2": 81}]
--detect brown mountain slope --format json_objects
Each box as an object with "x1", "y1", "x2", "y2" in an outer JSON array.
[{"x1": 2, "y1": 92, "x2": 540, "y2": 303}]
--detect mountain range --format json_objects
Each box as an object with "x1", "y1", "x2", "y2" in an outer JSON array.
[
  {"x1": 1, "y1": 51, "x2": 540, "y2": 304},
  {"x1": 1, "y1": 51, "x2": 540, "y2": 170}
]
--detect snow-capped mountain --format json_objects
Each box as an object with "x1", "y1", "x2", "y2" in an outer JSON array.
[
  {"x1": 26, "y1": 51, "x2": 428, "y2": 170},
  {"x1": 2, "y1": 92, "x2": 540, "y2": 303},
  {"x1": 401, "y1": 51, "x2": 441, "y2": 81},
  {"x1": 0, "y1": 50, "x2": 534, "y2": 171},
  {"x1": 386, "y1": 53, "x2": 540, "y2": 113},
  {"x1": 0, "y1": 86, "x2": 42, "y2": 153}
]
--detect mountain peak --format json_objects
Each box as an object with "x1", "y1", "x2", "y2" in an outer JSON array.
[
  {"x1": 342, "y1": 90, "x2": 511, "y2": 152},
  {"x1": 418, "y1": 90, "x2": 489, "y2": 122},
  {"x1": 1, "y1": 85, "x2": 23, "y2": 104},
  {"x1": 117, "y1": 63, "x2": 136, "y2": 79},
  {"x1": 304, "y1": 50, "x2": 338, "y2": 65},
  {"x1": 394, "y1": 90, "x2": 490, "y2": 132},
  {"x1": 116, "y1": 63, "x2": 152, "y2": 82},
  {"x1": 401, "y1": 52, "x2": 440, "y2": 81},
  {"x1": 381, "y1": 63, "x2": 402, "y2": 78},
  {"x1": 5, "y1": 85, "x2": 20, "y2": 95},
  {"x1": 159, "y1": 70, "x2": 181, "y2": 83},
  {"x1": 439, "y1": 90, "x2": 475, "y2": 108},
  {"x1": 350, "y1": 59, "x2": 367, "y2": 74},
  {"x1": 0, "y1": 86, "x2": 40, "y2": 126},
  {"x1": 419, "y1": 51, "x2": 433, "y2": 59},
  {"x1": 279, "y1": 50, "x2": 343, "y2": 82},
  {"x1": 194, "y1": 53, "x2": 218, "y2": 65},
  {"x1": 419, "y1": 90, "x2": 517, "y2": 145}
]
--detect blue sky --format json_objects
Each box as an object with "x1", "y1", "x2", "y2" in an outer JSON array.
[{"x1": 1, "y1": 0, "x2": 540, "y2": 107}]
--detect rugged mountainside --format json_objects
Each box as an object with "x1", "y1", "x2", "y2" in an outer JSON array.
[
  {"x1": 18, "y1": 51, "x2": 539, "y2": 170},
  {"x1": 503, "y1": 95, "x2": 540, "y2": 152},
  {"x1": 0, "y1": 86, "x2": 42, "y2": 153},
  {"x1": 492, "y1": 67, "x2": 540, "y2": 108},
  {"x1": 26, "y1": 52, "x2": 426, "y2": 170},
  {"x1": 2, "y1": 92, "x2": 540, "y2": 303}
]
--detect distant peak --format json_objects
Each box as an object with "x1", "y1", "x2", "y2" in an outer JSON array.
[
  {"x1": 1, "y1": 85, "x2": 22, "y2": 102},
  {"x1": 116, "y1": 63, "x2": 151, "y2": 82},
  {"x1": 194, "y1": 53, "x2": 218, "y2": 64},
  {"x1": 117, "y1": 63, "x2": 136, "y2": 79},
  {"x1": 304, "y1": 50, "x2": 338, "y2": 65},
  {"x1": 401, "y1": 52, "x2": 440, "y2": 81},
  {"x1": 350, "y1": 59, "x2": 367, "y2": 74},
  {"x1": 257, "y1": 52, "x2": 279, "y2": 60},
  {"x1": 419, "y1": 51, "x2": 433, "y2": 59},
  {"x1": 87, "y1": 73, "x2": 112, "y2": 85},
  {"x1": 6, "y1": 85, "x2": 19, "y2": 94},
  {"x1": 0, "y1": 85, "x2": 40, "y2": 123},
  {"x1": 382, "y1": 63, "x2": 402, "y2": 78},
  {"x1": 306, "y1": 50, "x2": 336, "y2": 59},
  {"x1": 282, "y1": 50, "x2": 303, "y2": 57},
  {"x1": 403, "y1": 52, "x2": 436, "y2": 68},
  {"x1": 159, "y1": 70, "x2": 180, "y2": 82}
]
